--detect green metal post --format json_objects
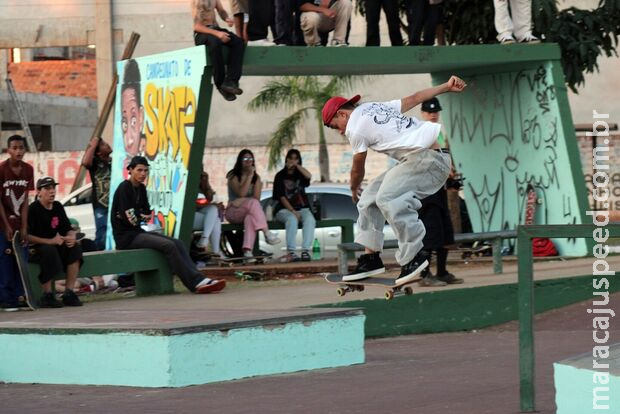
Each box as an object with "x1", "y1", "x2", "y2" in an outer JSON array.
[{"x1": 517, "y1": 226, "x2": 535, "y2": 412}]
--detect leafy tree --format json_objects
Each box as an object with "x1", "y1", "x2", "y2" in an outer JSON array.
[
  {"x1": 355, "y1": 0, "x2": 619, "y2": 92},
  {"x1": 247, "y1": 75, "x2": 360, "y2": 182}
]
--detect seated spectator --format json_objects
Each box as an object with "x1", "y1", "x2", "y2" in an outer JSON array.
[
  {"x1": 192, "y1": 0, "x2": 245, "y2": 101},
  {"x1": 111, "y1": 156, "x2": 226, "y2": 294},
  {"x1": 272, "y1": 149, "x2": 316, "y2": 262},
  {"x1": 298, "y1": 0, "x2": 352, "y2": 47},
  {"x1": 193, "y1": 171, "x2": 225, "y2": 258},
  {"x1": 225, "y1": 149, "x2": 280, "y2": 258},
  {"x1": 27, "y1": 177, "x2": 83, "y2": 308}
]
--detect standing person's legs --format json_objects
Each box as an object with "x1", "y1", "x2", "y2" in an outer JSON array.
[
  {"x1": 510, "y1": 0, "x2": 532, "y2": 40},
  {"x1": 365, "y1": 0, "x2": 382, "y2": 46},
  {"x1": 93, "y1": 207, "x2": 108, "y2": 250},
  {"x1": 493, "y1": 0, "x2": 514, "y2": 41},
  {"x1": 274, "y1": 0, "x2": 294, "y2": 44},
  {"x1": 422, "y1": 2, "x2": 441, "y2": 45},
  {"x1": 383, "y1": 0, "x2": 404, "y2": 46},
  {"x1": 408, "y1": 0, "x2": 427, "y2": 45},
  {"x1": 0, "y1": 232, "x2": 24, "y2": 306},
  {"x1": 275, "y1": 208, "x2": 298, "y2": 252},
  {"x1": 126, "y1": 232, "x2": 204, "y2": 291},
  {"x1": 248, "y1": 0, "x2": 274, "y2": 41},
  {"x1": 299, "y1": 208, "x2": 316, "y2": 252}
]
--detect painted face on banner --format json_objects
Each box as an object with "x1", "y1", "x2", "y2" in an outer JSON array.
[{"x1": 121, "y1": 87, "x2": 144, "y2": 156}]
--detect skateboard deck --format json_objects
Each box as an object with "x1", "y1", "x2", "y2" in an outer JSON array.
[
  {"x1": 12, "y1": 231, "x2": 37, "y2": 310},
  {"x1": 215, "y1": 254, "x2": 273, "y2": 267},
  {"x1": 324, "y1": 272, "x2": 422, "y2": 300}
]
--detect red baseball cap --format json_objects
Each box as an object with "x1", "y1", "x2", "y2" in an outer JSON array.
[{"x1": 322, "y1": 95, "x2": 361, "y2": 125}]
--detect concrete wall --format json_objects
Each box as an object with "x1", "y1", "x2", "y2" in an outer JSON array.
[{"x1": 0, "y1": 90, "x2": 97, "y2": 151}]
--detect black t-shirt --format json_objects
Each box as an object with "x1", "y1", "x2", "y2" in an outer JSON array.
[
  {"x1": 88, "y1": 155, "x2": 111, "y2": 210},
  {"x1": 111, "y1": 180, "x2": 151, "y2": 249},
  {"x1": 28, "y1": 200, "x2": 72, "y2": 239},
  {"x1": 272, "y1": 168, "x2": 310, "y2": 213}
]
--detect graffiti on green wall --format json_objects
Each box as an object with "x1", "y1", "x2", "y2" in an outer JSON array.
[{"x1": 442, "y1": 64, "x2": 587, "y2": 255}]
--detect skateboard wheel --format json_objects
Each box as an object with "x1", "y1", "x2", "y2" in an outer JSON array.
[
  {"x1": 404, "y1": 286, "x2": 413, "y2": 295},
  {"x1": 357, "y1": 285, "x2": 365, "y2": 292},
  {"x1": 337, "y1": 288, "x2": 346, "y2": 297},
  {"x1": 384, "y1": 290, "x2": 394, "y2": 301}
]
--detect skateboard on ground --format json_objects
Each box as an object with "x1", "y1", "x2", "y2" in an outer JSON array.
[
  {"x1": 215, "y1": 254, "x2": 273, "y2": 267},
  {"x1": 10, "y1": 231, "x2": 37, "y2": 310},
  {"x1": 324, "y1": 273, "x2": 422, "y2": 301}
]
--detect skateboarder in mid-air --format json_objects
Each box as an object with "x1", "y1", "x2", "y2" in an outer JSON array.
[{"x1": 322, "y1": 76, "x2": 467, "y2": 283}]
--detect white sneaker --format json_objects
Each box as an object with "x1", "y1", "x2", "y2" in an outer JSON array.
[
  {"x1": 519, "y1": 33, "x2": 540, "y2": 44},
  {"x1": 264, "y1": 231, "x2": 281, "y2": 245},
  {"x1": 243, "y1": 250, "x2": 254, "y2": 258},
  {"x1": 499, "y1": 34, "x2": 515, "y2": 44},
  {"x1": 330, "y1": 39, "x2": 348, "y2": 47},
  {"x1": 248, "y1": 38, "x2": 275, "y2": 46}
]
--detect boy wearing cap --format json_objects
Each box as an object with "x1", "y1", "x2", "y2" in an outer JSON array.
[
  {"x1": 111, "y1": 156, "x2": 226, "y2": 294},
  {"x1": 322, "y1": 75, "x2": 466, "y2": 283},
  {"x1": 28, "y1": 176, "x2": 83, "y2": 308},
  {"x1": 0, "y1": 135, "x2": 34, "y2": 310},
  {"x1": 417, "y1": 97, "x2": 463, "y2": 287}
]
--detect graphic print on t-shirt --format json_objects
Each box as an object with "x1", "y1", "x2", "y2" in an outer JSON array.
[{"x1": 362, "y1": 103, "x2": 414, "y2": 132}]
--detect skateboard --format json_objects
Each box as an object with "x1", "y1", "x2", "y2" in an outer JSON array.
[
  {"x1": 10, "y1": 231, "x2": 37, "y2": 310},
  {"x1": 324, "y1": 273, "x2": 422, "y2": 301},
  {"x1": 234, "y1": 270, "x2": 267, "y2": 281},
  {"x1": 215, "y1": 254, "x2": 273, "y2": 267}
]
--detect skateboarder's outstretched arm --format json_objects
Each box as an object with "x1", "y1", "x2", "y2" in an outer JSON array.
[{"x1": 400, "y1": 76, "x2": 467, "y2": 113}]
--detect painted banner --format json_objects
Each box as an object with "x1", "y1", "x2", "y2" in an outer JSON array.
[{"x1": 108, "y1": 46, "x2": 206, "y2": 247}]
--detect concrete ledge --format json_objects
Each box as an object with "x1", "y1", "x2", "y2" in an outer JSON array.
[
  {"x1": 0, "y1": 308, "x2": 365, "y2": 387},
  {"x1": 554, "y1": 343, "x2": 620, "y2": 413},
  {"x1": 315, "y1": 273, "x2": 620, "y2": 338}
]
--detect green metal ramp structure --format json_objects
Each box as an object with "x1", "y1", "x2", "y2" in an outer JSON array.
[{"x1": 181, "y1": 44, "x2": 590, "y2": 257}]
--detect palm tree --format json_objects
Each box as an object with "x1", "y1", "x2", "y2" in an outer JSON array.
[{"x1": 247, "y1": 75, "x2": 360, "y2": 182}]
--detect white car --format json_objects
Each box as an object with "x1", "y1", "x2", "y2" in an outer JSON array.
[
  {"x1": 258, "y1": 183, "x2": 396, "y2": 256},
  {"x1": 61, "y1": 183, "x2": 96, "y2": 239}
]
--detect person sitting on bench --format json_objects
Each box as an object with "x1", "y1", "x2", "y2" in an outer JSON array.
[{"x1": 111, "y1": 156, "x2": 226, "y2": 294}]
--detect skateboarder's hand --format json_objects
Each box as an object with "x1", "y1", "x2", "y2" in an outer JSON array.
[{"x1": 446, "y1": 76, "x2": 467, "y2": 93}]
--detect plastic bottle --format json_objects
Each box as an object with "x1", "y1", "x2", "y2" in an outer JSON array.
[
  {"x1": 265, "y1": 203, "x2": 273, "y2": 221},
  {"x1": 312, "y1": 237, "x2": 321, "y2": 260}
]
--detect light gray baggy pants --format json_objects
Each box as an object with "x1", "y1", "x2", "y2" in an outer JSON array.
[{"x1": 355, "y1": 148, "x2": 452, "y2": 266}]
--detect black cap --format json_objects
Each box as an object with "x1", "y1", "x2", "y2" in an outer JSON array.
[
  {"x1": 36, "y1": 176, "x2": 59, "y2": 189},
  {"x1": 421, "y1": 97, "x2": 442, "y2": 113},
  {"x1": 127, "y1": 155, "x2": 150, "y2": 170}
]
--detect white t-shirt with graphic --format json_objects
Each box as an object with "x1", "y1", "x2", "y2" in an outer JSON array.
[{"x1": 345, "y1": 100, "x2": 441, "y2": 160}]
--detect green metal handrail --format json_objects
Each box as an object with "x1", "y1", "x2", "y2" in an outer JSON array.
[{"x1": 518, "y1": 223, "x2": 620, "y2": 412}]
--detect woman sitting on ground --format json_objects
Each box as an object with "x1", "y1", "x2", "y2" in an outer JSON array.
[{"x1": 225, "y1": 149, "x2": 280, "y2": 258}]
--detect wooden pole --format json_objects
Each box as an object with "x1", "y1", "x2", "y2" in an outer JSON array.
[{"x1": 70, "y1": 32, "x2": 140, "y2": 193}]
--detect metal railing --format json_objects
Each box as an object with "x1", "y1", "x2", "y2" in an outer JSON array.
[{"x1": 517, "y1": 224, "x2": 620, "y2": 412}]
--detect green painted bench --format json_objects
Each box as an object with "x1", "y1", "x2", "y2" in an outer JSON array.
[{"x1": 27, "y1": 248, "x2": 173, "y2": 301}]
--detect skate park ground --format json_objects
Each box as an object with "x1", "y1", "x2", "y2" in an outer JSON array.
[{"x1": 0, "y1": 254, "x2": 618, "y2": 413}]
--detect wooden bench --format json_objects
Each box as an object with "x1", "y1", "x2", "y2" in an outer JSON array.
[
  {"x1": 219, "y1": 219, "x2": 355, "y2": 257},
  {"x1": 27, "y1": 248, "x2": 173, "y2": 301},
  {"x1": 337, "y1": 230, "x2": 518, "y2": 275}
]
